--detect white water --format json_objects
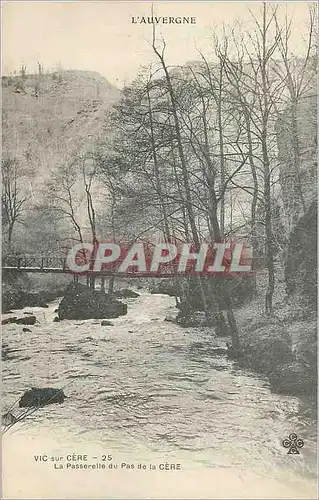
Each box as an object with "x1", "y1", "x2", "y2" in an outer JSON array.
[{"x1": 2, "y1": 292, "x2": 317, "y2": 498}]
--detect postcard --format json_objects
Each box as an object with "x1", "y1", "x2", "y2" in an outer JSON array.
[{"x1": 1, "y1": 1, "x2": 317, "y2": 498}]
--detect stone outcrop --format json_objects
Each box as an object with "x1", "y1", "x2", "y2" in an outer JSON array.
[
  {"x1": 101, "y1": 320, "x2": 114, "y2": 326},
  {"x1": 19, "y1": 387, "x2": 66, "y2": 408},
  {"x1": 285, "y1": 201, "x2": 317, "y2": 309},
  {"x1": 240, "y1": 315, "x2": 293, "y2": 374},
  {"x1": 2, "y1": 315, "x2": 37, "y2": 325},
  {"x1": 238, "y1": 314, "x2": 316, "y2": 398},
  {"x1": 274, "y1": 87, "x2": 317, "y2": 399},
  {"x1": 268, "y1": 361, "x2": 315, "y2": 396},
  {"x1": 2, "y1": 287, "x2": 66, "y2": 313},
  {"x1": 57, "y1": 283, "x2": 127, "y2": 320},
  {"x1": 276, "y1": 93, "x2": 317, "y2": 231}
]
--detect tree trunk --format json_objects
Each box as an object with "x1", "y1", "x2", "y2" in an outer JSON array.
[
  {"x1": 290, "y1": 101, "x2": 307, "y2": 219},
  {"x1": 208, "y1": 190, "x2": 241, "y2": 349},
  {"x1": 261, "y1": 4, "x2": 275, "y2": 315},
  {"x1": 108, "y1": 275, "x2": 115, "y2": 296},
  {"x1": 101, "y1": 276, "x2": 105, "y2": 292},
  {"x1": 7, "y1": 223, "x2": 14, "y2": 250},
  {"x1": 89, "y1": 276, "x2": 96, "y2": 290},
  {"x1": 217, "y1": 62, "x2": 225, "y2": 236}
]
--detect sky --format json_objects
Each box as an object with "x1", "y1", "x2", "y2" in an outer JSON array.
[{"x1": 2, "y1": 1, "x2": 315, "y2": 87}]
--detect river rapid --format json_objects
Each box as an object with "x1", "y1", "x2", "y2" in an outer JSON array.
[{"x1": 2, "y1": 291, "x2": 317, "y2": 499}]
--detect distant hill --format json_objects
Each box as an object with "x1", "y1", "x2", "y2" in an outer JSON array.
[{"x1": 2, "y1": 70, "x2": 121, "y2": 202}]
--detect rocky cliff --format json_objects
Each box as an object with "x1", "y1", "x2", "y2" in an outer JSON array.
[
  {"x1": 2, "y1": 70, "x2": 120, "y2": 204},
  {"x1": 276, "y1": 93, "x2": 317, "y2": 231},
  {"x1": 285, "y1": 200, "x2": 317, "y2": 309},
  {"x1": 2, "y1": 70, "x2": 121, "y2": 255}
]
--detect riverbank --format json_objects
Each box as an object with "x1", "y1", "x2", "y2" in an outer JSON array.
[
  {"x1": 235, "y1": 298, "x2": 317, "y2": 400},
  {"x1": 2, "y1": 273, "x2": 147, "y2": 313},
  {"x1": 160, "y1": 271, "x2": 317, "y2": 401},
  {"x1": 2, "y1": 271, "x2": 72, "y2": 313}
]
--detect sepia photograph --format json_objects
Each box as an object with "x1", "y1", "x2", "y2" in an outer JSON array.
[{"x1": 1, "y1": 1, "x2": 318, "y2": 498}]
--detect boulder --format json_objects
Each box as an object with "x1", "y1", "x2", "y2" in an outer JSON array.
[
  {"x1": 268, "y1": 362, "x2": 314, "y2": 396},
  {"x1": 57, "y1": 283, "x2": 127, "y2": 320},
  {"x1": 101, "y1": 320, "x2": 114, "y2": 326},
  {"x1": 239, "y1": 316, "x2": 293, "y2": 374},
  {"x1": 174, "y1": 310, "x2": 218, "y2": 328},
  {"x1": 16, "y1": 315, "x2": 37, "y2": 325},
  {"x1": 2, "y1": 288, "x2": 23, "y2": 313},
  {"x1": 150, "y1": 281, "x2": 177, "y2": 296},
  {"x1": 2, "y1": 317, "x2": 18, "y2": 325},
  {"x1": 53, "y1": 317, "x2": 60, "y2": 322},
  {"x1": 2, "y1": 289, "x2": 48, "y2": 312},
  {"x1": 2, "y1": 285, "x2": 66, "y2": 313},
  {"x1": 2, "y1": 315, "x2": 37, "y2": 325},
  {"x1": 237, "y1": 315, "x2": 316, "y2": 397},
  {"x1": 20, "y1": 293, "x2": 48, "y2": 308},
  {"x1": 22, "y1": 327, "x2": 32, "y2": 332},
  {"x1": 19, "y1": 387, "x2": 66, "y2": 408},
  {"x1": 285, "y1": 201, "x2": 317, "y2": 308},
  {"x1": 113, "y1": 289, "x2": 140, "y2": 299}
]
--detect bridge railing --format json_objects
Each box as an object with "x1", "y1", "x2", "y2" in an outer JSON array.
[{"x1": 2, "y1": 255, "x2": 67, "y2": 270}]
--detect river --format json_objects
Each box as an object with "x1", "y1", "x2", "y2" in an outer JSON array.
[{"x1": 2, "y1": 291, "x2": 317, "y2": 499}]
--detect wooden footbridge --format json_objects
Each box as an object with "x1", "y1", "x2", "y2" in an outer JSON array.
[
  {"x1": 2, "y1": 256, "x2": 71, "y2": 274},
  {"x1": 2, "y1": 255, "x2": 129, "y2": 276},
  {"x1": 2, "y1": 255, "x2": 145, "y2": 290},
  {"x1": 1, "y1": 255, "x2": 173, "y2": 278}
]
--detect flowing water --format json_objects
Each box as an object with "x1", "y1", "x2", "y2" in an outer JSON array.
[{"x1": 2, "y1": 291, "x2": 317, "y2": 498}]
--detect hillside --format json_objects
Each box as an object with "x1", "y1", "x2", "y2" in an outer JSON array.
[{"x1": 2, "y1": 70, "x2": 121, "y2": 203}]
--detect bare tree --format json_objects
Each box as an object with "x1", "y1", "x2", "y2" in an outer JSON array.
[
  {"x1": 216, "y1": 4, "x2": 285, "y2": 314},
  {"x1": 2, "y1": 158, "x2": 27, "y2": 249},
  {"x1": 151, "y1": 32, "x2": 241, "y2": 348},
  {"x1": 47, "y1": 159, "x2": 84, "y2": 247},
  {"x1": 273, "y1": 4, "x2": 317, "y2": 223}
]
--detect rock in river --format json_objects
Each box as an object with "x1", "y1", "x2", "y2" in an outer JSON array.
[
  {"x1": 19, "y1": 387, "x2": 66, "y2": 408},
  {"x1": 2, "y1": 315, "x2": 37, "y2": 326},
  {"x1": 2, "y1": 317, "x2": 18, "y2": 325},
  {"x1": 101, "y1": 320, "x2": 114, "y2": 326},
  {"x1": 16, "y1": 315, "x2": 37, "y2": 325},
  {"x1": 113, "y1": 289, "x2": 140, "y2": 299},
  {"x1": 150, "y1": 281, "x2": 177, "y2": 296},
  {"x1": 57, "y1": 283, "x2": 127, "y2": 320}
]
